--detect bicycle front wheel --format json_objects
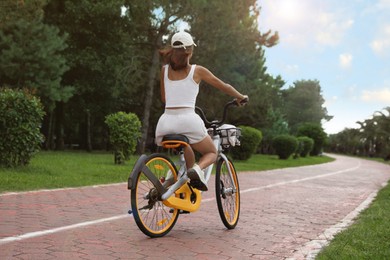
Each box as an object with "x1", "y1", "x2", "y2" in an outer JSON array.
[
  {"x1": 215, "y1": 157, "x2": 240, "y2": 229},
  {"x1": 131, "y1": 154, "x2": 180, "y2": 237}
]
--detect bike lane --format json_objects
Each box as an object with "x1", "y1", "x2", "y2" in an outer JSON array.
[{"x1": 0, "y1": 154, "x2": 389, "y2": 259}]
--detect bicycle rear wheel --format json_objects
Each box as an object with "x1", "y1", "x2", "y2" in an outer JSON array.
[
  {"x1": 131, "y1": 154, "x2": 179, "y2": 237},
  {"x1": 215, "y1": 157, "x2": 240, "y2": 229}
]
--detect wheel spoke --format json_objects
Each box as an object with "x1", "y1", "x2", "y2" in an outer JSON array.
[
  {"x1": 131, "y1": 155, "x2": 180, "y2": 237},
  {"x1": 216, "y1": 158, "x2": 240, "y2": 229}
]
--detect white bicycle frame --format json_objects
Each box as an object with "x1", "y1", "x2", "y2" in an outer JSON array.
[{"x1": 160, "y1": 129, "x2": 236, "y2": 200}]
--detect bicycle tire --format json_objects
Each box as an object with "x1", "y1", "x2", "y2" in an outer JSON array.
[
  {"x1": 215, "y1": 157, "x2": 240, "y2": 229},
  {"x1": 131, "y1": 153, "x2": 180, "y2": 237}
]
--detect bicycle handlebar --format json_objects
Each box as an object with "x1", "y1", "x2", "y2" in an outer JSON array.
[{"x1": 195, "y1": 98, "x2": 248, "y2": 128}]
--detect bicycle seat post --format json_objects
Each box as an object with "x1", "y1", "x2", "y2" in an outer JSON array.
[
  {"x1": 160, "y1": 134, "x2": 191, "y2": 201},
  {"x1": 177, "y1": 148, "x2": 186, "y2": 169}
]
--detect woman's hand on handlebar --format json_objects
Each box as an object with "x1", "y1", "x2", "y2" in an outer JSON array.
[{"x1": 235, "y1": 95, "x2": 249, "y2": 106}]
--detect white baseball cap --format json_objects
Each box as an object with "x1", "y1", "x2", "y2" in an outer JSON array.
[{"x1": 171, "y1": 31, "x2": 197, "y2": 49}]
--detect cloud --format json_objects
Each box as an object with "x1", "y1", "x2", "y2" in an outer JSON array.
[
  {"x1": 343, "y1": 85, "x2": 358, "y2": 100},
  {"x1": 363, "y1": 0, "x2": 390, "y2": 14},
  {"x1": 339, "y1": 53, "x2": 353, "y2": 69},
  {"x1": 284, "y1": 64, "x2": 299, "y2": 74},
  {"x1": 364, "y1": 1, "x2": 390, "y2": 56},
  {"x1": 377, "y1": 0, "x2": 390, "y2": 8},
  {"x1": 258, "y1": 0, "x2": 354, "y2": 48},
  {"x1": 315, "y1": 14, "x2": 354, "y2": 46},
  {"x1": 361, "y1": 88, "x2": 390, "y2": 103},
  {"x1": 370, "y1": 24, "x2": 390, "y2": 56},
  {"x1": 324, "y1": 95, "x2": 338, "y2": 107}
]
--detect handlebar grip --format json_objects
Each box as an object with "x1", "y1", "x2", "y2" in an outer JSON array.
[
  {"x1": 231, "y1": 97, "x2": 248, "y2": 107},
  {"x1": 239, "y1": 97, "x2": 248, "y2": 105}
]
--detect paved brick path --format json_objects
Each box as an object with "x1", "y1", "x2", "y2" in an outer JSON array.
[{"x1": 1, "y1": 154, "x2": 389, "y2": 259}]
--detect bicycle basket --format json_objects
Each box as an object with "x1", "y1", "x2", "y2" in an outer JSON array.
[{"x1": 217, "y1": 124, "x2": 241, "y2": 148}]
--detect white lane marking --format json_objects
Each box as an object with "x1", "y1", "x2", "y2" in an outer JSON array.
[
  {"x1": 0, "y1": 182, "x2": 125, "y2": 197},
  {"x1": 241, "y1": 163, "x2": 361, "y2": 194},
  {"x1": 0, "y1": 215, "x2": 128, "y2": 245},
  {"x1": 0, "y1": 163, "x2": 361, "y2": 245}
]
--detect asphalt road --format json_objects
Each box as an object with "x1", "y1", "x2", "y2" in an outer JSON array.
[{"x1": 1, "y1": 154, "x2": 389, "y2": 259}]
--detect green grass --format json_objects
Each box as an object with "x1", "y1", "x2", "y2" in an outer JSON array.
[
  {"x1": 0, "y1": 151, "x2": 137, "y2": 193},
  {"x1": 234, "y1": 154, "x2": 334, "y2": 172},
  {"x1": 316, "y1": 180, "x2": 390, "y2": 259},
  {"x1": 0, "y1": 151, "x2": 333, "y2": 193}
]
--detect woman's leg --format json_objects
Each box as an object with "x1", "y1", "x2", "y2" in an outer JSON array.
[
  {"x1": 191, "y1": 135, "x2": 217, "y2": 169},
  {"x1": 184, "y1": 146, "x2": 195, "y2": 169},
  {"x1": 186, "y1": 136, "x2": 217, "y2": 191}
]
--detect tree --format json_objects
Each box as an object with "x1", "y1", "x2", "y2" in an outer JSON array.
[
  {"x1": 282, "y1": 80, "x2": 332, "y2": 133},
  {"x1": 0, "y1": 0, "x2": 72, "y2": 110},
  {"x1": 374, "y1": 108, "x2": 390, "y2": 159},
  {"x1": 326, "y1": 128, "x2": 362, "y2": 155},
  {"x1": 260, "y1": 107, "x2": 289, "y2": 154},
  {"x1": 297, "y1": 123, "x2": 327, "y2": 156},
  {"x1": 0, "y1": 20, "x2": 71, "y2": 109},
  {"x1": 356, "y1": 108, "x2": 390, "y2": 158},
  {"x1": 0, "y1": 0, "x2": 46, "y2": 27},
  {"x1": 190, "y1": 0, "x2": 280, "y2": 129},
  {"x1": 43, "y1": 0, "x2": 139, "y2": 150},
  {"x1": 327, "y1": 107, "x2": 390, "y2": 159},
  {"x1": 0, "y1": 1, "x2": 73, "y2": 151},
  {"x1": 21, "y1": 0, "x2": 282, "y2": 153}
]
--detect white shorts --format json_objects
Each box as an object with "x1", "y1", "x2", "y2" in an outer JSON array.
[{"x1": 155, "y1": 108, "x2": 208, "y2": 146}]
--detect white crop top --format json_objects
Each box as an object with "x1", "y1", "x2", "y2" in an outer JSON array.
[{"x1": 164, "y1": 64, "x2": 199, "y2": 108}]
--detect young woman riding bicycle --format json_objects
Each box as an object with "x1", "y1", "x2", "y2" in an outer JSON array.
[{"x1": 156, "y1": 31, "x2": 248, "y2": 192}]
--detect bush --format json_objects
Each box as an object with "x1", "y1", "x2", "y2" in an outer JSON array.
[
  {"x1": 272, "y1": 134, "x2": 298, "y2": 160},
  {"x1": 297, "y1": 136, "x2": 314, "y2": 157},
  {"x1": 231, "y1": 126, "x2": 262, "y2": 161},
  {"x1": 297, "y1": 123, "x2": 327, "y2": 156},
  {"x1": 0, "y1": 88, "x2": 45, "y2": 167},
  {"x1": 105, "y1": 112, "x2": 141, "y2": 164}
]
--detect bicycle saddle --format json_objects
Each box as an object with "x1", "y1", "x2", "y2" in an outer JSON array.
[{"x1": 161, "y1": 134, "x2": 189, "y2": 149}]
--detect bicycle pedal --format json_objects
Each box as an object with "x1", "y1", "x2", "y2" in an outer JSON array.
[{"x1": 169, "y1": 209, "x2": 190, "y2": 214}]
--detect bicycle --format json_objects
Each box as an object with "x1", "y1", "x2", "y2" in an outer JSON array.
[{"x1": 127, "y1": 98, "x2": 247, "y2": 237}]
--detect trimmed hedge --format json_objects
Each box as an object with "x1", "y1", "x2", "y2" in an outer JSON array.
[
  {"x1": 0, "y1": 88, "x2": 45, "y2": 167},
  {"x1": 231, "y1": 126, "x2": 262, "y2": 161},
  {"x1": 272, "y1": 134, "x2": 298, "y2": 160},
  {"x1": 105, "y1": 112, "x2": 141, "y2": 164},
  {"x1": 297, "y1": 123, "x2": 327, "y2": 156},
  {"x1": 297, "y1": 136, "x2": 314, "y2": 157}
]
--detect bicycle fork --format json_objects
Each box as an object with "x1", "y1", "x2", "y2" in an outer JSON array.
[{"x1": 217, "y1": 153, "x2": 238, "y2": 197}]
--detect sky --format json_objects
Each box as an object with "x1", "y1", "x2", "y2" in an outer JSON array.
[{"x1": 257, "y1": 0, "x2": 390, "y2": 134}]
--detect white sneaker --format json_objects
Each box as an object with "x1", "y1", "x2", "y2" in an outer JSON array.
[{"x1": 187, "y1": 164, "x2": 208, "y2": 191}]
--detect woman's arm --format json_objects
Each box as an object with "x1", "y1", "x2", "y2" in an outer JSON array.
[{"x1": 195, "y1": 66, "x2": 247, "y2": 102}]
